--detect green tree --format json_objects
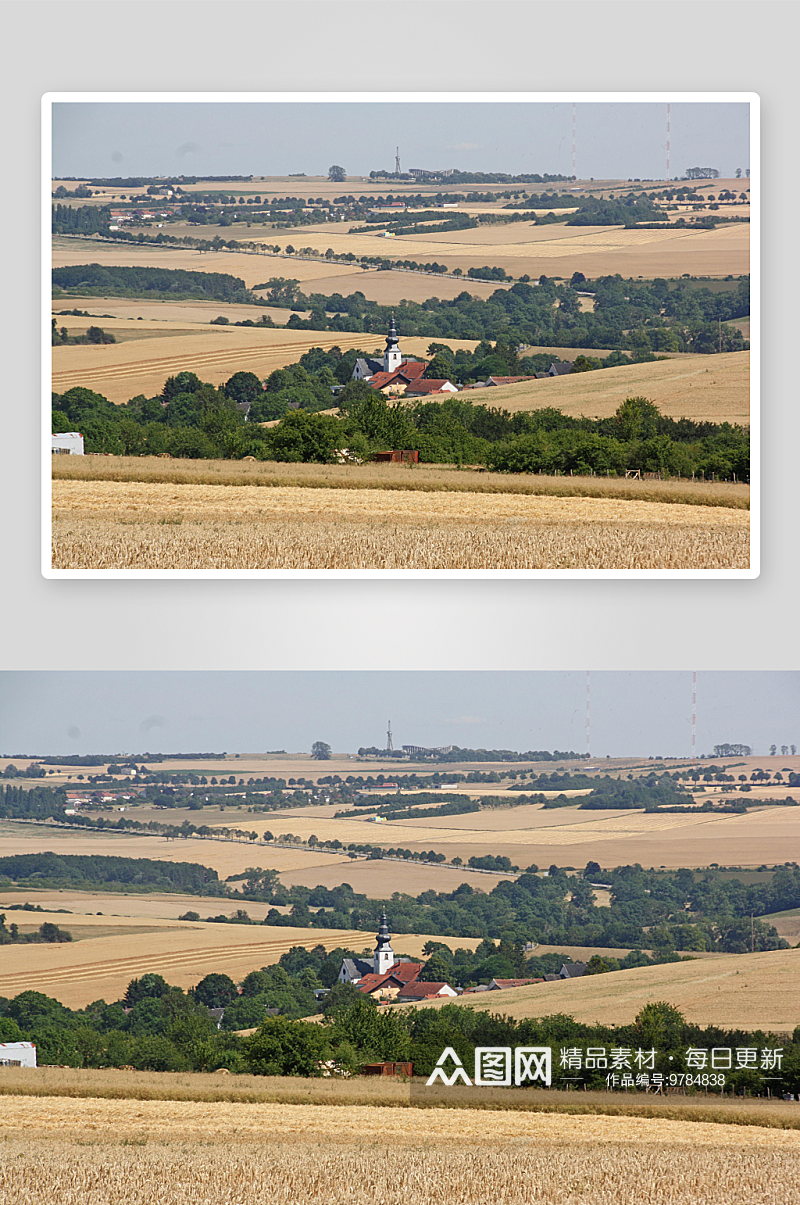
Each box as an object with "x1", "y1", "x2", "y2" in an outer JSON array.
[
  {"x1": 311, "y1": 742, "x2": 332, "y2": 760},
  {"x1": 192, "y1": 973, "x2": 239, "y2": 1009},
  {"x1": 244, "y1": 1016, "x2": 330, "y2": 1075},
  {"x1": 328, "y1": 166, "x2": 346, "y2": 183}
]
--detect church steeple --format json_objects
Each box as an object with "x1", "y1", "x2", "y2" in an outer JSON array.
[
  {"x1": 383, "y1": 315, "x2": 403, "y2": 374},
  {"x1": 373, "y1": 911, "x2": 395, "y2": 975}
]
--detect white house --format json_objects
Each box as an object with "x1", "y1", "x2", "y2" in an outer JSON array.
[
  {"x1": 0, "y1": 1042, "x2": 37, "y2": 1068},
  {"x1": 52, "y1": 432, "x2": 84, "y2": 455}
]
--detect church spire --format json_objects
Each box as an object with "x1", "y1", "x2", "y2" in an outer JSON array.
[
  {"x1": 383, "y1": 315, "x2": 402, "y2": 373},
  {"x1": 373, "y1": 911, "x2": 395, "y2": 975}
]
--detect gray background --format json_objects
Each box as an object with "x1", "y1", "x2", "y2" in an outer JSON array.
[{"x1": 2, "y1": 1, "x2": 794, "y2": 673}]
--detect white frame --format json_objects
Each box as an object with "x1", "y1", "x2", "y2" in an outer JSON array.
[{"x1": 42, "y1": 91, "x2": 759, "y2": 579}]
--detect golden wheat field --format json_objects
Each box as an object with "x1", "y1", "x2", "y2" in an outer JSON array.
[
  {"x1": 408, "y1": 948, "x2": 800, "y2": 1033},
  {"x1": 51, "y1": 478, "x2": 749, "y2": 571},
  {"x1": 1, "y1": 1097, "x2": 797, "y2": 1205},
  {"x1": 51, "y1": 456, "x2": 750, "y2": 507},
  {"x1": 470, "y1": 351, "x2": 751, "y2": 425}
]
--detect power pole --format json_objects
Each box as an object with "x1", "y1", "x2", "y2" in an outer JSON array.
[{"x1": 691, "y1": 671, "x2": 697, "y2": 769}]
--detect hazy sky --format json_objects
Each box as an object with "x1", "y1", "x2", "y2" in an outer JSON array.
[
  {"x1": 51, "y1": 99, "x2": 751, "y2": 182},
  {"x1": 0, "y1": 672, "x2": 795, "y2": 759}
]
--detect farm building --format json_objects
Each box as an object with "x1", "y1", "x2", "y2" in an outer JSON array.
[
  {"x1": 52, "y1": 432, "x2": 84, "y2": 455},
  {"x1": 372, "y1": 450, "x2": 419, "y2": 464},
  {"x1": 396, "y1": 982, "x2": 459, "y2": 1003},
  {"x1": 0, "y1": 1042, "x2": 37, "y2": 1068}
]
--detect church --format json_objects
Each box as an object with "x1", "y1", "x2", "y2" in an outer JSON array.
[
  {"x1": 337, "y1": 913, "x2": 458, "y2": 1003},
  {"x1": 351, "y1": 318, "x2": 458, "y2": 398}
]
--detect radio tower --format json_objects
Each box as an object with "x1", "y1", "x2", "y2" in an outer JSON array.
[
  {"x1": 386, "y1": 720, "x2": 394, "y2": 752},
  {"x1": 585, "y1": 670, "x2": 591, "y2": 758},
  {"x1": 666, "y1": 103, "x2": 671, "y2": 182},
  {"x1": 395, "y1": 146, "x2": 401, "y2": 175},
  {"x1": 572, "y1": 102, "x2": 577, "y2": 181},
  {"x1": 691, "y1": 671, "x2": 697, "y2": 768}
]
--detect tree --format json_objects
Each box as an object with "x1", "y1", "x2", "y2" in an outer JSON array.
[
  {"x1": 124, "y1": 973, "x2": 170, "y2": 1007},
  {"x1": 192, "y1": 972, "x2": 239, "y2": 1009},
  {"x1": 770, "y1": 745, "x2": 777, "y2": 756},
  {"x1": 311, "y1": 742, "x2": 332, "y2": 760},
  {"x1": 328, "y1": 166, "x2": 346, "y2": 183},
  {"x1": 244, "y1": 1015, "x2": 330, "y2": 1075}
]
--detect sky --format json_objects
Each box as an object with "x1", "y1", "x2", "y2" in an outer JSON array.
[
  {"x1": 0, "y1": 672, "x2": 796, "y2": 759},
  {"x1": 51, "y1": 99, "x2": 751, "y2": 183}
]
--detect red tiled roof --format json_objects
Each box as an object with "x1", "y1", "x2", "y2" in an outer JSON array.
[
  {"x1": 396, "y1": 981, "x2": 454, "y2": 998},
  {"x1": 405, "y1": 379, "x2": 456, "y2": 394},
  {"x1": 357, "y1": 962, "x2": 423, "y2": 994}
]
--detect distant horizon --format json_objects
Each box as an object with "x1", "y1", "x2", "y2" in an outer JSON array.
[
  {"x1": 50, "y1": 98, "x2": 752, "y2": 183},
  {"x1": 1, "y1": 672, "x2": 795, "y2": 761}
]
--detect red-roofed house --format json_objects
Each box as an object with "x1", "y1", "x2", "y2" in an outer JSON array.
[
  {"x1": 404, "y1": 379, "x2": 459, "y2": 397},
  {"x1": 396, "y1": 981, "x2": 459, "y2": 1002}
]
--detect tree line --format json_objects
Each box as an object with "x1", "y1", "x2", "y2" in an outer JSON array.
[
  {"x1": 1, "y1": 975, "x2": 797, "y2": 1093},
  {"x1": 52, "y1": 372, "x2": 749, "y2": 481}
]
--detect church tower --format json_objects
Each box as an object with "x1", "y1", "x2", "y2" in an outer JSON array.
[
  {"x1": 383, "y1": 315, "x2": 403, "y2": 374},
  {"x1": 373, "y1": 911, "x2": 396, "y2": 976}
]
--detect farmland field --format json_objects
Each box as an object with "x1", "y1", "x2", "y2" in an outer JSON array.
[
  {"x1": 51, "y1": 477, "x2": 749, "y2": 570},
  {"x1": 52, "y1": 323, "x2": 474, "y2": 405},
  {"x1": 467, "y1": 351, "x2": 751, "y2": 425},
  {"x1": 0, "y1": 913, "x2": 475, "y2": 1008},
  {"x1": 1, "y1": 1094, "x2": 796, "y2": 1205},
  {"x1": 405, "y1": 947, "x2": 800, "y2": 1033}
]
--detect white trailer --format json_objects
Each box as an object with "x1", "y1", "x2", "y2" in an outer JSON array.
[
  {"x1": 0, "y1": 1041, "x2": 37, "y2": 1067},
  {"x1": 52, "y1": 432, "x2": 84, "y2": 455}
]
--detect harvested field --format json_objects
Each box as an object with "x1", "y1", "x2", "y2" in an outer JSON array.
[
  {"x1": 0, "y1": 920, "x2": 380, "y2": 1007},
  {"x1": 52, "y1": 236, "x2": 363, "y2": 289},
  {"x1": 146, "y1": 220, "x2": 747, "y2": 280},
  {"x1": 277, "y1": 858, "x2": 515, "y2": 895},
  {"x1": 0, "y1": 913, "x2": 471, "y2": 1009},
  {"x1": 466, "y1": 351, "x2": 751, "y2": 426},
  {"x1": 51, "y1": 479, "x2": 750, "y2": 571},
  {"x1": 0, "y1": 887, "x2": 294, "y2": 923},
  {"x1": 389, "y1": 804, "x2": 800, "y2": 872},
  {"x1": 1, "y1": 1097, "x2": 797, "y2": 1205},
  {"x1": 52, "y1": 295, "x2": 300, "y2": 326},
  {"x1": 0, "y1": 823, "x2": 349, "y2": 878},
  {"x1": 52, "y1": 327, "x2": 476, "y2": 405},
  {"x1": 407, "y1": 948, "x2": 800, "y2": 1033},
  {"x1": 51, "y1": 458, "x2": 750, "y2": 509}
]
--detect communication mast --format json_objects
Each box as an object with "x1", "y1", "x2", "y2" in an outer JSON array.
[
  {"x1": 395, "y1": 147, "x2": 401, "y2": 175},
  {"x1": 586, "y1": 670, "x2": 591, "y2": 758},
  {"x1": 666, "y1": 103, "x2": 671, "y2": 181},
  {"x1": 387, "y1": 720, "x2": 394, "y2": 752},
  {"x1": 691, "y1": 670, "x2": 697, "y2": 768},
  {"x1": 572, "y1": 102, "x2": 577, "y2": 181}
]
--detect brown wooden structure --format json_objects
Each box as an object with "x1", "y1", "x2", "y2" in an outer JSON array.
[{"x1": 372, "y1": 450, "x2": 419, "y2": 464}]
